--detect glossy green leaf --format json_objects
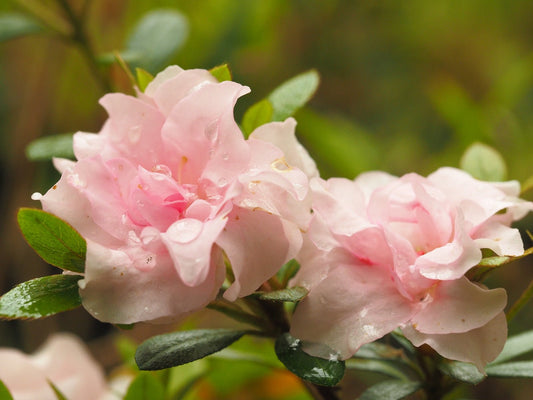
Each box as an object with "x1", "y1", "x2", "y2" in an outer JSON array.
[
  {"x1": 486, "y1": 361, "x2": 533, "y2": 378},
  {"x1": 268, "y1": 70, "x2": 319, "y2": 121},
  {"x1": 0, "y1": 275, "x2": 82, "y2": 319},
  {"x1": 0, "y1": 13, "x2": 43, "y2": 42},
  {"x1": 124, "y1": 372, "x2": 165, "y2": 400},
  {"x1": 491, "y1": 330, "x2": 533, "y2": 364},
  {"x1": 209, "y1": 64, "x2": 232, "y2": 82},
  {"x1": 135, "y1": 68, "x2": 154, "y2": 92},
  {"x1": 0, "y1": 380, "x2": 13, "y2": 400},
  {"x1": 17, "y1": 208, "x2": 86, "y2": 273},
  {"x1": 438, "y1": 360, "x2": 485, "y2": 385},
  {"x1": 126, "y1": 9, "x2": 188, "y2": 73},
  {"x1": 135, "y1": 329, "x2": 247, "y2": 370},
  {"x1": 460, "y1": 142, "x2": 507, "y2": 181},
  {"x1": 242, "y1": 99, "x2": 274, "y2": 136},
  {"x1": 254, "y1": 286, "x2": 308, "y2": 302},
  {"x1": 25, "y1": 134, "x2": 74, "y2": 161},
  {"x1": 358, "y1": 380, "x2": 422, "y2": 400},
  {"x1": 48, "y1": 381, "x2": 68, "y2": 400},
  {"x1": 274, "y1": 332, "x2": 345, "y2": 386}
]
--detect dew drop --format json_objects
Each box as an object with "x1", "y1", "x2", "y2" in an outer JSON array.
[
  {"x1": 128, "y1": 125, "x2": 141, "y2": 144},
  {"x1": 288, "y1": 338, "x2": 301, "y2": 349},
  {"x1": 31, "y1": 192, "x2": 43, "y2": 201},
  {"x1": 152, "y1": 164, "x2": 172, "y2": 180},
  {"x1": 217, "y1": 177, "x2": 228, "y2": 187},
  {"x1": 204, "y1": 120, "x2": 219, "y2": 142},
  {"x1": 222, "y1": 152, "x2": 229, "y2": 161},
  {"x1": 168, "y1": 219, "x2": 203, "y2": 244},
  {"x1": 121, "y1": 213, "x2": 128, "y2": 224},
  {"x1": 271, "y1": 157, "x2": 292, "y2": 172},
  {"x1": 67, "y1": 173, "x2": 87, "y2": 189}
]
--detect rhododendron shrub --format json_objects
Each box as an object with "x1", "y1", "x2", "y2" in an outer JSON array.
[
  {"x1": 32, "y1": 66, "x2": 314, "y2": 324},
  {"x1": 290, "y1": 168, "x2": 532, "y2": 371}
]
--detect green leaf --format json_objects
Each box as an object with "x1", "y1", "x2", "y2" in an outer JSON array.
[
  {"x1": 358, "y1": 380, "x2": 422, "y2": 400},
  {"x1": 491, "y1": 330, "x2": 533, "y2": 364},
  {"x1": 268, "y1": 70, "x2": 320, "y2": 121},
  {"x1": 124, "y1": 372, "x2": 165, "y2": 400},
  {"x1": 521, "y1": 175, "x2": 533, "y2": 195},
  {"x1": 17, "y1": 208, "x2": 86, "y2": 273},
  {"x1": 135, "y1": 68, "x2": 154, "y2": 92},
  {"x1": 274, "y1": 332, "x2": 345, "y2": 387},
  {"x1": 438, "y1": 360, "x2": 485, "y2": 385},
  {"x1": 486, "y1": 361, "x2": 533, "y2": 378},
  {"x1": 0, "y1": 13, "x2": 43, "y2": 42},
  {"x1": 0, "y1": 275, "x2": 82, "y2": 319},
  {"x1": 135, "y1": 329, "x2": 247, "y2": 370},
  {"x1": 276, "y1": 259, "x2": 301, "y2": 287},
  {"x1": 253, "y1": 286, "x2": 308, "y2": 302},
  {"x1": 209, "y1": 64, "x2": 232, "y2": 82},
  {"x1": 25, "y1": 134, "x2": 74, "y2": 161},
  {"x1": 48, "y1": 380, "x2": 68, "y2": 400},
  {"x1": 167, "y1": 360, "x2": 209, "y2": 400},
  {"x1": 242, "y1": 99, "x2": 274, "y2": 136},
  {"x1": 346, "y1": 358, "x2": 410, "y2": 380},
  {"x1": 0, "y1": 380, "x2": 13, "y2": 400},
  {"x1": 460, "y1": 142, "x2": 507, "y2": 181},
  {"x1": 125, "y1": 9, "x2": 188, "y2": 74}
]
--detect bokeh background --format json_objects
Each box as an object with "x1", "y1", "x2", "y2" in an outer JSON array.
[{"x1": 1, "y1": 1, "x2": 533, "y2": 399}]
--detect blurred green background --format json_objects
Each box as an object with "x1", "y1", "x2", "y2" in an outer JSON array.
[{"x1": 1, "y1": 1, "x2": 533, "y2": 399}]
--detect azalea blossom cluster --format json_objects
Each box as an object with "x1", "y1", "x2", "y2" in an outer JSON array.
[{"x1": 34, "y1": 66, "x2": 532, "y2": 371}]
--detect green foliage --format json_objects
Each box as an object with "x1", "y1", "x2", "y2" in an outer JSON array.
[
  {"x1": 268, "y1": 70, "x2": 320, "y2": 122},
  {"x1": 135, "y1": 329, "x2": 248, "y2": 370},
  {"x1": 124, "y1": 372, "x2": 165, "y2": 400},
  {"x1": 125, "y1": 9, "x2": 188, "y2": 74},
  {"x1": 0, "y1": 275, "x2": 82, "y2": 319},
  {"x1": 0, "y1": 13, "x2": 43, "y2": 42},
  {"x1": 357, "y1": 380, "x2": 421, "y2": 400},
  {"x1": 48, "y1": 381, "x2": 68, "y2": 400},
  {"x1": 209, "y1": 64, "x2": 232, "y2": 82},
  {"x1": 135, "y1": 68, "x2": 154, "y2": 92},
  {"x1": 437, "y1": 360, "x2": 485, "y2": 385},
  {"x1": 0, "y1": 380, "x2": 13, "y2": 400},
  {"x1": 276, "y1": 259, "x2": 301, "y2": 288},
  {"x1": 460, "y1": 142, "x2": 507, "y2": 181},
  {"x1": 25, "y1": 134, "x2": 75, "y2": 161},
  {"x1": 486, "y1": 361, "x2": 533, "y2": 378},
  {"x1": 253, "y1": 286, "x2": 308, "y2": 302},
  {"x1": 242, "y1": 99, "x2": 274, "y2": 137},
  {"x1": 17, "y1": 208, "x2": 86, "y2": 273},
  {"x1": 274, "y1": 333, "x2": 345, "y2": 387}
]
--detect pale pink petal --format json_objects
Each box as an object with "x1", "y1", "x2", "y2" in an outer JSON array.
[
  {"x1": 72, "y1": 131, "x2": 106, "y2": 160},
  {"x1": 161, "y1": 81, "x2": 250, "y2": 184},
  {"x1": 80, "y1": 241, "x2": 225, "y2": 323},
  {"x1": 416, "y1": 211, "x2": 481, "y2": 280},
  {"x1": 473, "y1": 218, "x2": 525, "y2": 256},
  {"x1": 143, "y1": 65, "x2": 184, "y2": 96},
  {"x1": 402, "y1": 312, "x2": 507, "y2": 372},
  {"x1": 52, "y1": 157, "x2": 75, "y2": 174},
  {"x1": 220, "y1": 207, "x2": 302, "y2": 301},
  {"x1": 290, "y1": 264, "x2": 414, "y2": 359},
  {"x1": 161, "y1": 217, "x2": 227, "y2": 286},
  {"x1": 410, "y1": 277, "x2": 507, "y2": 334},
  {"x1": 250, "y1": 118, "x2": 319, "y2": 178},
  {"x1": 149, "y1": 68, "x2": 218, "y2": 116},
  {"x1": 353, "y1": 171, "x2": 397, "y2": 205}
]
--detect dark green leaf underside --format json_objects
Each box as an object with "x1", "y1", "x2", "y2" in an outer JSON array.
[{"x1": 358, "y1": 380, "x2": 422, "y2": 400}]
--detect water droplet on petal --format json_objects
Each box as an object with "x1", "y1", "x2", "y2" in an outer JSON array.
[
  {"x1": 167, "y1": 219, "x2": 203, "y2": 244},
  {"x1": 128, "y1": 125, "x2": 141, "y2": 144},
  {"x1": 271, "y1": 157, "x2": 292, "y2": 172},
  {"x1": 217, "y1": 177, "x2": 228, "y2": 187},
  {"x1": 121, "y1": 213, "x2": 128, "y2": 224},
  {"x1": 152, "y1": 164, "x2": 172, "y2": 180},
  {"x1": 31, "y1": 192, "x2": 43, "y2": 201},
  {"x1": 67, "y1": 173, "x2": 87, "y2": 189},
  {"x1": 222, "y1": 152, "x2": 229, "y2": 161},
  {"x1": 205, "y1": 119, "x2": 219, "y2": 142}
]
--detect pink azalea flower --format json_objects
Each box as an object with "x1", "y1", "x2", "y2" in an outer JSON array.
[
  {"x1": 0, "y1": 334, "x2": 108, "y2": 400},
  {"x1": 35, "y1": 66, "x2": 315, "y2": 323},
  {"x1": 290, "y1": 167, "x2": 532, "y2": 371}
]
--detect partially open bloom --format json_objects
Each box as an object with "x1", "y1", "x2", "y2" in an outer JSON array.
[
  {"x1": 35, "y1": 66, "x2": 315, "y2": 323},
  {"x1": 0, "y1": 334, "x2": 108, "y2": 400},
  {"x1": 291, "y1": 167, "x2": 532, "y2": 371}
]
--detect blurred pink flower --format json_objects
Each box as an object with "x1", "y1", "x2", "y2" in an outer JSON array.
[
  {"x1": 0, "y1": 334, "x2": 108, "y2": 400},
  {"x1": 36, "y1": 66, "x2": 315, "y2": 323},
  {"x1": 291, "y1": 167, "x2": 532, "y2": 371}
]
